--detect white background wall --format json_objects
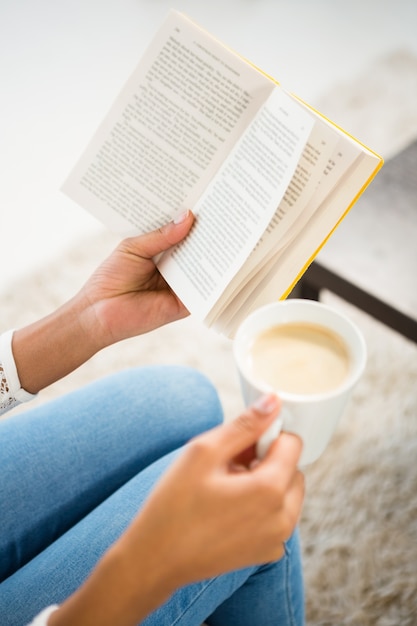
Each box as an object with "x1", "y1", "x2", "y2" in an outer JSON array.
[{"x1": 1, "y1": 0, "x2": 416, "y2": 293}]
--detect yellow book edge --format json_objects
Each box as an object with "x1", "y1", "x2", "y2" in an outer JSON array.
[{"x1": 279, "y1": 156, "x2": 384, "y2": 301}]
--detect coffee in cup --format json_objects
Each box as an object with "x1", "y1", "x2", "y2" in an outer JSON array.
[{"x1": 248, "y1": 321, "x2": 350, "y2": 395}]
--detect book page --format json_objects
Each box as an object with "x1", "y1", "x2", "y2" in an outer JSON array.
[
  {"x1": 157, "y1": 87, "x2": 314, "y2": 319},
  {"x1": 62, "y1": 11, "x2": 275, "y2": 235},
  {"x1": 207, "y1": 134, "x2": 363, "y2": 328},
  {"x1": 205, "y1": 117, "x2": 340, "y2": 322},
  {"x1": 213, "y1": 252, "x2": 283, "y2": 336}
]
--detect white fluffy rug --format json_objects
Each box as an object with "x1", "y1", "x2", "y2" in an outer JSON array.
[{"x1": 2, "y1": 51, "x2": 417, "y2": 624}]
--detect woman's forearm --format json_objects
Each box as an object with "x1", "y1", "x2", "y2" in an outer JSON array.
[{"x1": 12, "y1": 293, "x2": 102, "y2": 394}]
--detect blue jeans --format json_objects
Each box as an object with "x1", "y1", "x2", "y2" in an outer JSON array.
[{"x1": 0, "y1": 366, "x2": 304, "y2": 625}]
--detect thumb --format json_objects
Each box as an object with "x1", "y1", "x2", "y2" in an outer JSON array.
[
  {"x1": 135, "y1": 210, "x2": 194, "y2": 259},
  {"x1": 201, "y1": 394, "x2": 281, "y2": 463}
]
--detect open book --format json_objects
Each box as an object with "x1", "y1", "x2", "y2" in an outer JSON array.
[{"x1": 62, "y1": 10, "x2": 383, "y2": 337}]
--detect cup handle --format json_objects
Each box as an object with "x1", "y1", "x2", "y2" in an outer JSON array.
[{"x1": 256, "y1": 414, "x2": 284, "y2": 459}]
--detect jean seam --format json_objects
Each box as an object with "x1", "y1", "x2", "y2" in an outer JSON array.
[
  {"x1": 171, "y1": 577, "x2": 219, "y2": 626},
  {"x1": 284, "y1": 541, "x2": 298, "y2": 626}
]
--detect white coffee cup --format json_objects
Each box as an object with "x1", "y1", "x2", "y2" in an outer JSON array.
[{"x1": 233, "y1": 299, "x2": 366, "y2": 466}]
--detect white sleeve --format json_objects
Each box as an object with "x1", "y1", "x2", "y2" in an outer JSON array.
[
  {"x1": 0, "y1": 329, "x2": 36, "y2": 415},
  {"x1": 27, "y1": 606, "x2": 60, "y2": 625}
]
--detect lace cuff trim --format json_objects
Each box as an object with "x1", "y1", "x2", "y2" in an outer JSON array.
[{"x1": 0, "y1": 330, "x2": 36, "y2": 416}]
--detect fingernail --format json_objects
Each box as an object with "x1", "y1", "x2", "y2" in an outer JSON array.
[
  {"x1": 253, "y1": 394, "x2": 279, "y2": 415},
  {"x1": 173, "y1": 209, "x2": 190, "y2": 225}
]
